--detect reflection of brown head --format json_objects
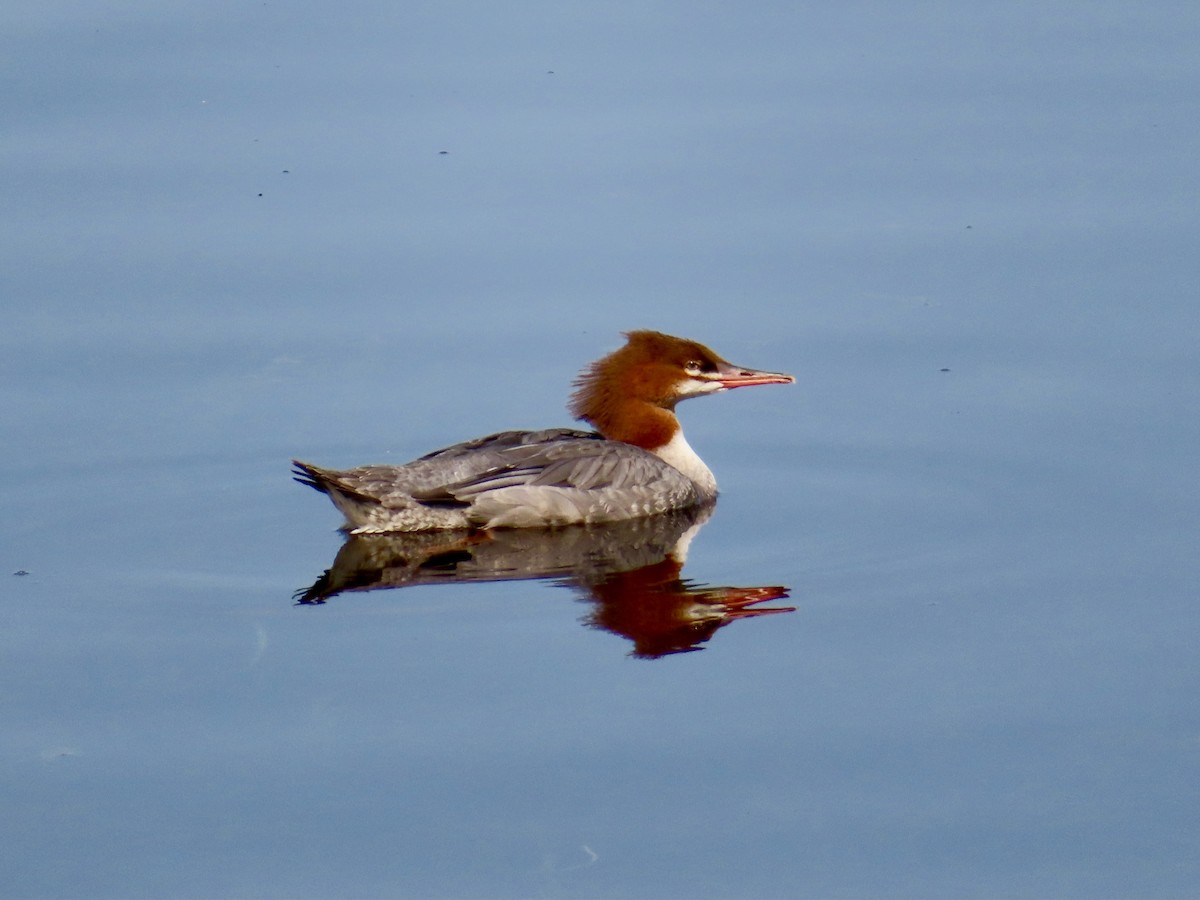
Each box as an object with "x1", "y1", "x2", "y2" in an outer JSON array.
[{"x1": 585, "y1": 557, "x2": 793, "y2": 659}]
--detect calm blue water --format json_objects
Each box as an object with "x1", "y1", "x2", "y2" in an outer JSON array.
[{"x1": 3, "y1": 3, "x2": 1198, "y2": 897}]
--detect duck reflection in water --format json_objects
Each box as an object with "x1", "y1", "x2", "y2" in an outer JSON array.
[{"x1": 295, "y1": 504, "x2": 794, "y2": 659}]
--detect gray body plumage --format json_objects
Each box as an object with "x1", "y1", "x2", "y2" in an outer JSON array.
[{"x1": 293, "y1": 428, "x2": 710, "y2": 533}]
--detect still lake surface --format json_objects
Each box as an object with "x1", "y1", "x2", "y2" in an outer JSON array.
[{"x1": 3, "y1": 3, "x2": 1198, "y2": 897}]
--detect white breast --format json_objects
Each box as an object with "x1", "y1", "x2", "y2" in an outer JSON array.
[{"x1": 651, "y1": 430, "x2": 717, "y2": 497}]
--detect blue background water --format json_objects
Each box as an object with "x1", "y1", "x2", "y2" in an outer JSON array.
[{"x1": 3, "y1": 3, "x2": 1198, "y2": 897}]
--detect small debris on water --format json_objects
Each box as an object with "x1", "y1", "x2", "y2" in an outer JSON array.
[
  {"x1": 13, "y1": 570, "x2": 29, "y2": 576},
  {"x1": 40, "y1": 746, "x2": 81, "y2": 761}
]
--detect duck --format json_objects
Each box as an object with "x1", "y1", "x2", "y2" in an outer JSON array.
[{"x1": 293, "y1": 330, "x2": 793, "y2": 532}]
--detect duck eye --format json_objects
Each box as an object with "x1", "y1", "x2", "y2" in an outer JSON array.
[{"x1": 685, "y1": 359, "x2": 703, "y2": 374}]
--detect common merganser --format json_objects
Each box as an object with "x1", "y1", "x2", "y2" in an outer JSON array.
[{"x1": 293, "y1": 330, "x2": 793, "y2": 532}]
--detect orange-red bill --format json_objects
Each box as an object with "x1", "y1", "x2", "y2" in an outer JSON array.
[{"x1": 714, "y1": 362, "x2": 795, "y2": 389}]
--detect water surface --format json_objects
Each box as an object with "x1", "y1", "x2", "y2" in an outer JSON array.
[{"x1": 3, "y1": 3, "x2": 1198, "y2": 897}]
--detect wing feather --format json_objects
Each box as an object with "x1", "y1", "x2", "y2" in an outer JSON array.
[
  {"x1": 439, "y1": 438, "x2": 693, "y2": 500},
  {"x1": 298, "y1": 427, "x2": 702, "y2": 529}
]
